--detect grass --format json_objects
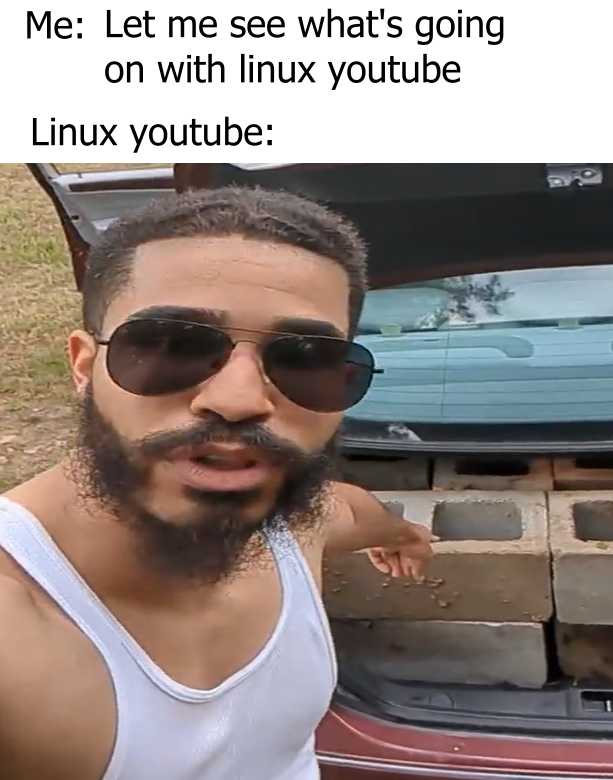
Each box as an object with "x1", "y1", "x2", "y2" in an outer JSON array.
[{"x1": 0, "y1": 163, "x2": 162, "y2": 492}]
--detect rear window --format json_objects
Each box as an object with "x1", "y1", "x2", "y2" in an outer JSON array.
[{"x1": 345, "y1": 264, "x2": 613, "y2": 448}]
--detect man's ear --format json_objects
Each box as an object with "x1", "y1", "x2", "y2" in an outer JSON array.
[{"x1": 68, "y1": 330, "x2": 97, "y2": 398}]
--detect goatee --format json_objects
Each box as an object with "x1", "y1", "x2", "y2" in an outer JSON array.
[{"x1": 68, "y1": 386, "x2": 337, "y2": 583}]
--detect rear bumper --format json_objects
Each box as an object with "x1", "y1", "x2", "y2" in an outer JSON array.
[
  {"x1": 316, "y1": 704, "x2": 613, "y2": 778},
  {"x1": 319, "y1": 756, "x2": 606, "y2": 780}
]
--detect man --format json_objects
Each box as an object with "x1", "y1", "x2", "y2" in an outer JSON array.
[{"x1": 0, "y1": 187, "x2": 434, "y2": 779}]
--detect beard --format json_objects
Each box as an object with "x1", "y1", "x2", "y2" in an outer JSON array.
[{"x1": 68, "y1": 386, "x2": 338, "y2": 584}]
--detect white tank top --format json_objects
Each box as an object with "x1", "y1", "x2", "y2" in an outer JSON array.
[{"x1": 0, "y1": 497, "x2": 337, "y2": 779}]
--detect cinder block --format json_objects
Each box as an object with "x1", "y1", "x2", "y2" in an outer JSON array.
[
  {"x1": 554, "y1": 457, "x2": 613, "y2": 490},
  {"x1": 433, "y1": 456, "x2": 553, "y2": 491},
  {"x1": 323, "y1": 491, "x2": 552, "y2": 622},
  {"x1": 331, "y1": 619, "x2": 548, "y2": 689},
  {"x1": 556, "y1": 623, "x2": 613, "y2": 684},
  {"x1": 550, "y1": 492, "x2": 613, "y2": 624},
  {"x1": 339, "y1": 455, "x2": 429, "y2": 491}
]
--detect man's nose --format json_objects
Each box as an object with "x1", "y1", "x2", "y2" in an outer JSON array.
[{"x1": 189, "y1": 342, "x2": 275, "y2": 422}]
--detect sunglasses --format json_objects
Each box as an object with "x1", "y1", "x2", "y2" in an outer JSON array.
[{"x1": 93, "y1": 318, "x2": 382, "y2": 413}]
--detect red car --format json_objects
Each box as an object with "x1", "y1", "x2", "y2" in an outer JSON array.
[{"x1": 32, "y1": 162, "x2": 613, "y2": 779}]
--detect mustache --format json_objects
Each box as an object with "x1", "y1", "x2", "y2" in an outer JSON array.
[{"x1": 137, "y1": 416, "x2": 309, "y2": 465}]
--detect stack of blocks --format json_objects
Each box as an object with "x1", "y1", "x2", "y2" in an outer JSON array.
[
  {"x1": 551, "y1": 460, "x2": 613, "y2": 683},
  {"x1": 339, "y1": 455, "x2": 430, "y2": 491},
  {"x1": 433, "y1": 455, "x2": 554, "y2": 492},
  {"x1": 550, "y1": 491, "x2": 613, "y2": 684},
  {"x1": 553, "y1": 456, "x2": 613, "y2": 491},
  {"x1": 327, "y1": 454, "x2": 613, "y2": 688},
  {"x1": 324, "y1": 489, "x2": 552, "y2": 689}
]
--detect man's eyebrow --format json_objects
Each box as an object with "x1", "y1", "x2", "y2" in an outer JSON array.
[
  {"x1": 271, "y1": 317, "x2": 346, "y2": 339},
  {"x1": 128, "y1": 306, "x2": 227, "y2": 326},
  {"x1": 126, "y1": 308, "x2": 346, "y2": 338}
]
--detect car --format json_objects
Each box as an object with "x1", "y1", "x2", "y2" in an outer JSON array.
[{"x1": 31, "y1": 162, "x2": 613, "y2": 779}]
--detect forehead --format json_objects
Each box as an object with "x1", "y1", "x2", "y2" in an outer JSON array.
[{"x1": 105, "y1": 234, "x2": 351, "y2": 333}]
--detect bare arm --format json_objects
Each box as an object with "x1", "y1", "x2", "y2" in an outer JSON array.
[
  {"x1": 322, "y1": 482, "x2": 436, "y2": 579},
  {"x1": 0, "y1": 579, "x2": 50, "y2": 779},
  {"x1": 0, "y1": 577, "x2": 112, "y2": 780}
]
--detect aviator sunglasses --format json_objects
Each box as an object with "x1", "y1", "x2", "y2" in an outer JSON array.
[{"x1": 93, "y1": 318, "x2": 382, "y2": 413}]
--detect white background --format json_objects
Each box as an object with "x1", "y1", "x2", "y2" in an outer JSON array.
[{"x1": 1, "y1": 0, "x2": 612, "y2": 162}]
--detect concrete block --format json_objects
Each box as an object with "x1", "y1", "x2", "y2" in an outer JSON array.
[
  {"x1": 550, "y1": 492, "x2": 613, "y2": 624},
  {"x1": 433, "y1": 456, "x2": 553, "y2": 491},
  {"x1": 554, "y1": 457, "x2": 613, "y2": 490},
  {"x1": 331, "y1": 619, "x2": 548, "y2": 689},
  {"x1": 556, "y1": 623, "x2": 613, "y2": 684},
  {"x1": 339, "y1": 455, "x2": 430, "y2": 491},
  {"x1": 323, "y1": 490, "x2": 552, "y2": 622}
]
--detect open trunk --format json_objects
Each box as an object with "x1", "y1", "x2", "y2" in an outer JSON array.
[{"x1": 30, "y1": 162, "x2": 613, "y2": 746}]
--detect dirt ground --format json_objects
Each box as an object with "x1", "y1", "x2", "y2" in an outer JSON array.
[
  {"x1": 0, "y1": 164, "x2": 156, "y2": 492},
  {"x1": 0, "y1": 165, "x2": 79, "y2": 490}
]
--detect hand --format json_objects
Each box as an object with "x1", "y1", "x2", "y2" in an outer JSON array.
[{"x1": 366, "y1": 523, "x2": 437, "y2": 581}]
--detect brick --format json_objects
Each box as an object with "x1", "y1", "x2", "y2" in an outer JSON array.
[
  {"x1": 331, "y1": 619, "x2": 548, "y2": 689},
  {"x1": 554, "y1": 457, "x2": 613, "y2": 490},
  {"x1": 550, "y1": 492, "x2": 613, "y2": 625},
  {"x1": 556, "y1": 623, "x2": 613, "y2": 684},
  {"x1": 433, "y1": 456, "x2": 553, "y2": 491},
  {"x1": 339, "y1": 455, "x2": 429, "y2": 491},
  {"x1": 323, "y1": 490, "x2": 552, "y2": 622}
]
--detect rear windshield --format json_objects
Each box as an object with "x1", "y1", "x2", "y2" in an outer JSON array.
[{"x1": 345, "y1": 264, "x2": 613, "y2": 447}]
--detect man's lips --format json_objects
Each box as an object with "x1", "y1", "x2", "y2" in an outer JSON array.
[{"x1": 164, "y1": 444, "x2": 275, "y2": 492}]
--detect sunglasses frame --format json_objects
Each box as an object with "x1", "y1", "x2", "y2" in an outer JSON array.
[{"x1": 91, "y1": 317, "x2": 383, "y2": 411}]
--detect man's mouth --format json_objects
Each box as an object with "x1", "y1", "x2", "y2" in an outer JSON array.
[{"x1": 165, "y1": 444, "x2": 275, "y2": 492}]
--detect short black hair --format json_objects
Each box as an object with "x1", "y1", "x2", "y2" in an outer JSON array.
[{"x1": 82, "y1": 186, "x2": 368, "y2": 338}]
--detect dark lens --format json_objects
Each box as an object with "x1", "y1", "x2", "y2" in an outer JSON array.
[
  {"x1": 264, "y1": 336, "x2": 375, "y2": 412},
  {"x1": 106, "y1": 319, "x2": 232, "y2": 395}
]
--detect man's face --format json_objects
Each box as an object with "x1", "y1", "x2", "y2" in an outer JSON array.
[{"x1": 69, "y1": 234, "x2": 350, "y2": 581}]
